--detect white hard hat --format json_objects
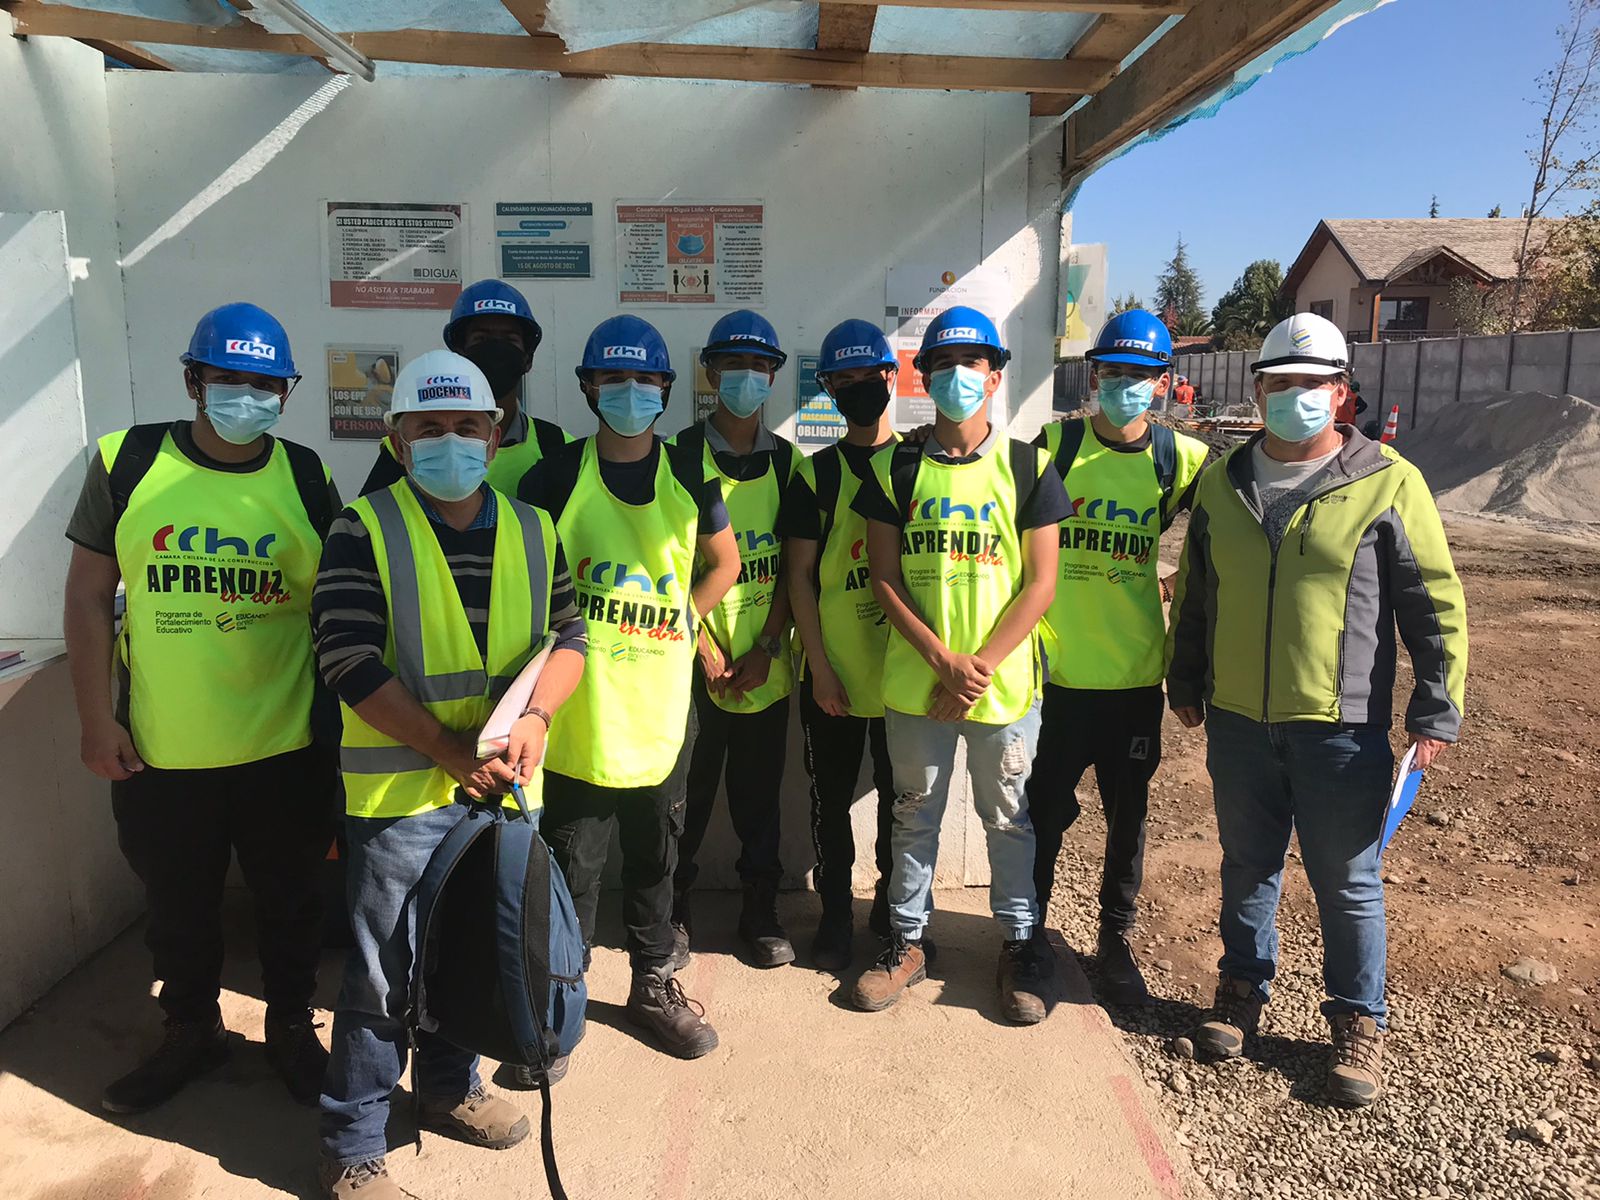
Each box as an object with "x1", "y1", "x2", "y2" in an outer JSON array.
[
  {"x1": 385, "y1": 349, "x2": 498, "y2": 426},
  {"x1": 1251, "y1": 313, "x2": 1349, "y2": 376}
]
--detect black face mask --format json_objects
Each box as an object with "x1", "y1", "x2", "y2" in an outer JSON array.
[
  {"x1": 461, "y1": 338, "x2": 529, "y2": 401},
  {"x1": 830, "y1": 376, "x2": 891, "y2": 426}
]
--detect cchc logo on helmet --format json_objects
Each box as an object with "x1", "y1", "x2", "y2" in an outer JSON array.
[
  {"x1": 575, "y1": 558, "x2": 675, "y2": 595},
  {"x1": 225, "y1": 339, "x2": 276, "y2": 361},
  {"x1": 834, "y1": 345, "x2": 875, "y2": 362},
  {"x1": 1112, "y1": 338, "x2": 1156, "y2": 352},
  {"x1": 153, "y1": 524, "x2": 277, "y2": 557},
  {"x1": 936, "y1": 327, "x2": 980, "y2": 344},
  {"x1": 418, "y1": 374, "x2": 472, "y2": 402},
  {"x1": 473, "y1": 298, "x2": 518, "y2": 314},
  {"x1": 604, "y1": 345, "x2": 648, "y2": 362}
]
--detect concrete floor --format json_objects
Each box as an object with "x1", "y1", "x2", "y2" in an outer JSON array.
[{"x1": 0, "y1": 889, "x2": 1202, "y2": 1200}]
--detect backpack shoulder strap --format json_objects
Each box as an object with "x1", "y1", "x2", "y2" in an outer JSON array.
[
  {"x1": 664, "y1": 428, "x2": 710, "y2": 498},
  {"x1": 1150, "y1": 422, "x2": 1179, "y2": 526},
  {"x1": 1008, "y1": 438, "x2": 1044, "y2": 518},
  {"x1": 768, "y1": 431, "x2": 799, "y2": 506},
  {"x1": 812, "y1": 446, "x2": 844, "y2": 536},
  {"x1": 533, "y1": 418, "x2": 569, "y2": 461},
  {"x1": 108, "y1": 423, "x2": 172, "y2": 527},
  {"x1": 409, "y1": 806, "x2": 485, "y2": 1033},
  {"x1": 887, "y1": 439, "x2": 924, "y2": 521},
  {"x1": 279, "y1": 437, "x2": 334, "y2": 540},
  {"x1": 1047, "y1": 418, "x2": 1088, "y2": 483}
]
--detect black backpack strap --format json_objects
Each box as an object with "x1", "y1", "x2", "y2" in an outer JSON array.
[
  {"x1": 532, "y1": 418, "x2": 568, "y2": 461},
  {"x1": 812, "y1": 446, "x2": 844, "y2": 540},
  {"x1": 1151, "y1": 422, "x2": 1180, "y2": 528},
  {"x1": 1048, "y1": 419, "x2": 1088, "y2": 484},
  {"x1": 1009, "y1": 438, "x2": 1043, "y2": 516},
  {"x1": 887, "y1": 440, "x2": 924, "y2": 522},
  {"x1": 280, "y1": 438, "x2": 334, "y2": 540},
  {"x1": 769, "y1": 432, "x2": 799, "y2": 500},
  {"x1": 665, "y1": 428, "x2": 711, "y2": 498},
  {"x1": 108, "y1": 423, "x2": 172, "y2": 527}
]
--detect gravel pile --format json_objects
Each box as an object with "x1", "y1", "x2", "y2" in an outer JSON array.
[{"x1": 1047, "y1": 830, "x2": 1600, "y2": 1200}]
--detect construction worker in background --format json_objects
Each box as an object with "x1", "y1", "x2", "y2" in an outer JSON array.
[
  {"x1": 1028, "y1": 310, "x2": 1209, "y2": 1006},
  {"x1": 778, "y1": 319, "x2": 902, "y2": 970},
  {"x1": 314, "y1": 351, "x2": 586, "y2": 1199},
  {"x1": 518, "y1": 316, "x2": 740, "y2": 1060},
  {"x1": 1167, "y1": 312, "x2": 1468, "y2": 1108},
  {"x1": 359, "y1": 279, "x2": 568, "y2": 497},
  {"x1": 1173, "y1": 374, "x2": 1196, "y2": 410},
  {"x1": 1336, "y1": 375, "x2": 1368, "y2": 427},
  {"x1": 670, "y1": 310, "x2": 803, "y2": 969},
  {"x1": 63, "y1": 303, "x2": 339, "y2": 1114},
  {"x1": 848, "y1": 306, "x2": 1069, "y2": 1022}
]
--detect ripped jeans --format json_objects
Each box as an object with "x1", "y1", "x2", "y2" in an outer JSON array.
[{"x1": 883, "y1": 702, "x2": 1042, "y2": 941}]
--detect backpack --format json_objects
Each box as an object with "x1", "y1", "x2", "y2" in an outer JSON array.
[
  {"x1": 1048, "y1": 418, "x2": 1182, "y2": 530},
  {"x1": 411, "y1": 793, "x2": 587, "y2": 1199},
  {"x1": 885, "y1": 437, "x2": 1045, "y2": 520}
]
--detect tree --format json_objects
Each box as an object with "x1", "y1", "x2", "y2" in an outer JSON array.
[
  {"x1": 1168, "y1": 310, "x2": 1213, "y2": 339},
  {"x1": 1109, "y1": 291, "x2": 1146, "y2": 316},
  {"x1": 1211, "y1": 259, "x2": 1293, "y2": 350},
  {"x1": 1429, "y1": 194, "x2": 1441, "y2": 218},
  {"x1": 1510, "y1": 0, "x2": 1600, "y2": 329},
  {"x1": 1488, "y1": 204, "x2": 1504, "y2": 217},
  {"x1": 1154, "y1": 236, "x2": 1205, "y2": 332}
]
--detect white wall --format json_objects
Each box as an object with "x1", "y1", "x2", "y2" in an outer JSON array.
[{"x1": 105, "y1": 73, "x2": 1057, "y2": 498}]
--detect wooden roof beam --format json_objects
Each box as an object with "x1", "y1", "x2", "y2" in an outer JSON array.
[
  {"x1": 818, "y1": 0, "x2": 1188, "y2": 12},
  {"x1": 815, "y1": 2, "x2": 876, "y2": 91},
  {"x1": 1029, "y1": 11, "x2": 1167, "y2": 117},
  {"x1": 76, "y1": 38, "x2": 175, "y2": 70}
]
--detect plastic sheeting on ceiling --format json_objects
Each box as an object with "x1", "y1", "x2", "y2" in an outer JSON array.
[
  {"x1": 869, "y1": 8, "x2": 1096, "y2": 60},
  {"x1": 543, "y1": 0, "x2": 818, "y2": 54}
]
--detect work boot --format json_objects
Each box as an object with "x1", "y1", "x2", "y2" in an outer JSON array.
[
  {"x1": 318, "y1": 1157, "x2": 400, "y2": 1200},
  {"x1": 509, "y1": 1054, "x2": 569, "y2": 1090},
  {"x1": 102, "y1": 1016, "x2": 230, "y2": 1114},
  {"x1": 739, "y1": 881, "x2": 796, "y2": 967},
  {"x1": 669, "y1": 891, "x2": 692, "y2": 972},
  {"x1": 264, "y1": 1009, "x2": 329, "y2": 1105},
  {"x1": 1094, "y1": 928, "x2": 1150, "y2": 1007},
  {"x1": 627, "y1": 968, "x2": 719, "y2": 1059},
  {"x1": 1327, "y1": 1014, "x2": 1386, "y2": 1107},
  {"x1": 850, "y1": 932, "x2": 927, "y2": 1012},
  {"x1": 1029, "y1": 926, "x2": 1057, "y2": 979},
  {"x1": 998, "y1": 938, "x2": 1049, "y2": 1025},
  {"x1": 810, "y1": 902, "x2": 854, "y2": 972},
  {"x1": 1192, "y1": 975, "x2": 1264, "y2": 1060},
  {"x1": 868, "y1": 881, "x2": 938, "y2": 963},
  {"x1": 418, "y1": 1084, "x2": 529, "y2": 1150}
]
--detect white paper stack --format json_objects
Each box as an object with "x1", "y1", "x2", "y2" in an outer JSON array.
[{"x1": 475, "y1": 634, "x2": 555, "y2": 761}]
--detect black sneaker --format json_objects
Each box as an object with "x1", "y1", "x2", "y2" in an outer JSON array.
[
  {"x1": 669, "y1": 892, "x2": 692, "y2": 972},
  {"x1": 1095, "y1": 929, "x2": 1150, "y2": 1007},
  {"x1": 810, "y1": 906, "x2": 854, "y2": 972},
  {"x1": 265, "y1": 1010, "x2": 329, "y2": 1104},
  {"x1": 102, "y1": 1017, "x2": 230, "y2": 1114}
]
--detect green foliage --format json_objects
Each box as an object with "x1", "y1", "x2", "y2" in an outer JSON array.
[
  {"x1": 1155, "y1": 236, "x2": 1206, "y2": 331},
  {"x1": 1487, "y1": 204, "x2": 1504, "y2": 218},
  {"x1": 1430, "y1": 194, "x2": 1441, "y2": 218},
  {"x1": 1109, "y1": 292, "x2": 1146, "y2": 316},
  {"x1": 1211, "y1": 259, "x2": 1292, "y2": 350}
]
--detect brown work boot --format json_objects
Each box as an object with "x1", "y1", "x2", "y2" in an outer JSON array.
[
  {"x1": 418, "y1": 1084, "x2": 529, "y2": 1150},
  {"x1": 318, "y1": 1157, "x2": 400, "y2": 1199},
  {"x1": 850, "y1": 932, "x2": 927, "y2": 1012},
  {"x1": 627, "y1": 968, "x2": 719, "y2": 1059},
  {"x1": 1192, "y1": 975, "x2": 1264, "y2": 1059},
  {"x1": 1327, "y1": 1014, "x2": 1385, "y2": 1107},
  {"x1": 998, "y1": 938, "x2": 1049, "y2": 1025}
]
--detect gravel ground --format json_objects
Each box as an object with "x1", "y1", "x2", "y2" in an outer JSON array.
[{"x1": 1047, "y1": 833, "x2": 1600, "y2": 1200}]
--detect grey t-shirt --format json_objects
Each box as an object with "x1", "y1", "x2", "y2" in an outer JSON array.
[{"x1": 1252, "y1": 442, "x2": 1340, "y2": 551}]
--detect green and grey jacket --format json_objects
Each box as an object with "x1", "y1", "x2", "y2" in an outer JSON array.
[{"x1": 1166, "y1": 427, "x2": 1468, "y2": 740}]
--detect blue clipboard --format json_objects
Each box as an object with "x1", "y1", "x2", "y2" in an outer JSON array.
[{"x1": 1380, "y1": 742, "x2": 1423, "y2": 853}]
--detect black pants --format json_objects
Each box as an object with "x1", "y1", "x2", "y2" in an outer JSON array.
[
  {"x1": 111, "y1": 743, "x2": 338, "y2": 1026},
  {"x1": 1026, "y1": 684, "x2": 1164, "y2": 933},
  {"x1": 542, "y1": 720, "x2": 695, "y2": 974},
  {"x1": 674, "y1": 675, "x2": 789, "y2": 892},
  {"x1": 797, "y1": 678, "x2": 894, "y2": 908}
]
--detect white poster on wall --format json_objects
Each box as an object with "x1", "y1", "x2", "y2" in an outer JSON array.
[
  {"x1": 326, "y1": 201, "x2": 465, "y2": 310},
  {"x1": 885, "y1": 264, "x2": 1013, "y2": 427},
  {"x1": 615, "y1": 201, "x2": 765, "y2": 306},
  {"x1": 1059, "y1": 243, "x2": 1108, "y2": 359}
]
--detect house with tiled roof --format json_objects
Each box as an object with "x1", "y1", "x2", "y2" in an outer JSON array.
[{"x1": 1281, "y1": 218, "x2": 1553, "y2": 343}]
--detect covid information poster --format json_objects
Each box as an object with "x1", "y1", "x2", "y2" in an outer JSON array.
[
  {"x1": 885, "y1": 264, "x2": 1012, "y2": 427},
  {"x1": 616, "y1": 201, "x2": 765, "y2": 306},
  {"x1": 326, "y1": 345, "x2": 400, "y2": 440},
  {"x1": 794, "y1": 354, "x2": 847, "y2": 446},
  {"x1": 497, "y1": 202, "x2": 593, "y2": 279},
  {"x1": 326, "y1": 201, "x2": 465, "y2": 310}
]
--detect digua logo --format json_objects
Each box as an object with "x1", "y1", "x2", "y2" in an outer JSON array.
[
  {"x1": 153, "y1": 524, "x2": 277, "y2": 557},
  {"x1": 576, "y1": 558, "x2": 676, "y2": 595}
]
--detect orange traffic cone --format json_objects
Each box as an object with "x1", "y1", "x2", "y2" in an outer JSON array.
[{"x1": 1380, "y1": 405, "x2": 1399, "y2": 443}]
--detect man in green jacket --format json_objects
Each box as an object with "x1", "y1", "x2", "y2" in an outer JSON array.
[{"x1": 1167, "y1": 313, "x2": 1467, "y2": 1108}]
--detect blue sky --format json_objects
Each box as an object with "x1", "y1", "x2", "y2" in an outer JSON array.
[{"x1": 1071, "y1": 0, "x2": 1574, "y2": 308}]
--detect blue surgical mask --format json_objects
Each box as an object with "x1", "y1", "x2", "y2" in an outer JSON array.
[
  {"x1": 596, "y1": 380, "x2": 664, "y2": 437},
  {"x1": 203, "y1": 382, "x2": 281, "y2": 445},
  {"x1": 406, "y1": 432, "x2": 490, "y2": 502},
  {"x1": 928, "y1": 365, "x2": 988, "y2": 421},
  {"x1": 1096, "y1": 376, "x2": 1156, "y2": 428},
  {"x1": 717, "y1": 368, "x2": 771, "y2": 418},
  {"x1": 1264, "y1": 384, "x2": 1335, "y2": 443}
]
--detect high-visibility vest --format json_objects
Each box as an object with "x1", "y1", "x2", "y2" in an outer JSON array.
[
  {"x1": 872, "y1": 439, "x2": 1050, "y2": 726},
  {"x1": 104, "y1": 426, "x2": 324, "y2": 769},
  {"x1": 339, "y1": 482, "x2": 555, "y2": 819},
  {"x1": 1037, "y1": 419, "x2": 1208, "y2": 690},
  {"x1": 675, "y1": 426, "x2": 800, "y2": 714},
  {"x1": 486, "y1": 418, "x2": 570, "y2": 493},
  {"x1": 544, "y1": 439, "x2": 701, "y2": 788},
  {"x1": 795, "y1": 437, "x2": 900, "y2": 718}
]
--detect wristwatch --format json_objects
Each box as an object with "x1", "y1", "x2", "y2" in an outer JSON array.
[{"x1": 756, "y1": 634, "x2": 784, "y2": 659}]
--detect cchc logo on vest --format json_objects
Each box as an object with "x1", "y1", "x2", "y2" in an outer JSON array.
[
  {"x1": 902, "y1": 495, "x2": 1005, "y2": 567},
  {"x1": 1061, "y1": 494, "x2": 1156, "y2": 575},
  {"x1": 732, "y1": 526, "x2": 780, "y2": 588},
  {"x1": 144, "y1": 522, "x2": 292, "y2": 613},
  {"x1": 574, "y1": 556, "x2": 685, "y2": 648}
]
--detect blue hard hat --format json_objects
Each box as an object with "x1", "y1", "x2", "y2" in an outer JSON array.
[
  {"x1": 179, "y1": 302, "x2": 297, "y2": 378},
  {"x1": 443, "y1": 279, "x2": 543, "y2": 354},
  {"x1": 700, "y1": 309, "x2": 787, "y2": 368},
  {"x1": 818, "y1": 319, "x2": 896, "y2": 375},
  {"x1": 576, "y1": 314, "x2": 676, "y2": 382},
  {"x1": 1086, "y1": 309, "x2": 1172, "y2": 368},
  {"x1": 913, "y1": 305, "x2": 1010, "y2": 372}
]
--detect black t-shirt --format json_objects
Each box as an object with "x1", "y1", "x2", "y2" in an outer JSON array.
[
  {"x1": 850, "y1": 437, "x2": 1071, "y2": 531},
  {"x1": 776, "y1": 439, "x2": 889, "y2": 542},
  {"x1": 518, "y1": 437, "x2": 728, "y2": 534}
]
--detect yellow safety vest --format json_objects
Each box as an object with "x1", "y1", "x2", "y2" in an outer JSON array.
[
  {"x1": 872, "y1": 439, "x2": 1049, "y2": 726},
  {"x1": 796, "y1": 438, "x2": 900, "y2": 718},
  {"x1": 545, "y1": 439, "x2": 701, "y2": 788},
  {"x1": 339, "y1": 482, "x2": 555, "y2": 819},
  {"x1": 104, "y1": 428, "x2": 324, "y2": 770}
]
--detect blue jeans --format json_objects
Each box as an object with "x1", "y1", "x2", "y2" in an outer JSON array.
[
  {"x1": 883, "y1": 702, "x2": 1042, "y2": 941},
  {"x1": 1205, "y1": 707, "x2": 1393, "y2": 1026},
  {"x1": 319, "y1": 805, "x2": 487, "y2": 1166}
]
